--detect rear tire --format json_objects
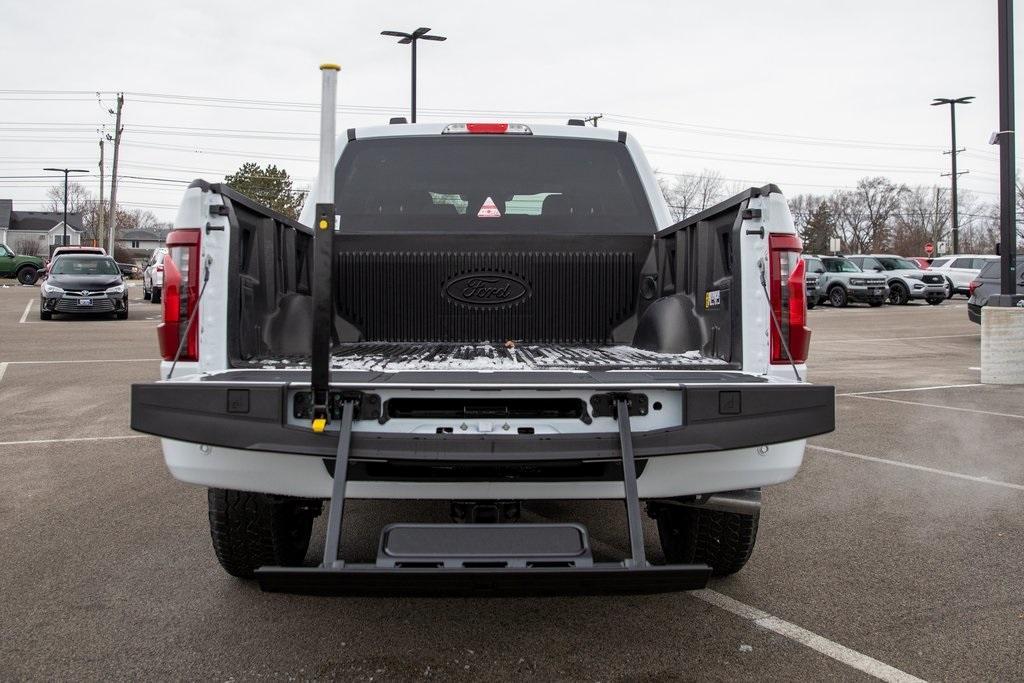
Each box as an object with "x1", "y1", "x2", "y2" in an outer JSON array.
[
  {"x1": 889, "y1": 282, "x2": 909, "y2": 305},
  {"x1": 651, "y1": 504, "x2": 759, "y2": 577},
  {"x1": 207, "y1": 488, "x2": 322, "y2": 579},
  {"x1": 945, "y1": 278, "x2": 955, "y2": 299},
  {"x1": 39, "y1": 309, "x2": 51, "y2": 320},
  {"x1": 151, "y1": 287, "x2": 161, "y2": 304},
  {"x1": 807, "y1": 297, "x2": 817, "y2": 310},
  {"x1": 143, "y1": 287, "x2": 151, "y2": 300},
  {"x1": 16, "y1": 266, "x2": 39, "y2": 285},
  {"x1": 828, "y1": 286, "x2": 848, "y2": 308}
]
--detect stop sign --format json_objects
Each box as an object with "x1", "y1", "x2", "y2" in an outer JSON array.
[{"x1": 924, "y1": 242, "x2": 934, "y2": 255}]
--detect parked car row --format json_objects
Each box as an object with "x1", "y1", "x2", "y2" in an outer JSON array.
[{"x1": 803, "y1": 253, "x2": 947, "y2": 308}]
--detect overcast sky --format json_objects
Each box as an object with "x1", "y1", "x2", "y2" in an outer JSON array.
[{"x1": 1, "y1": 0, "x2": 1022, "y2": 223}]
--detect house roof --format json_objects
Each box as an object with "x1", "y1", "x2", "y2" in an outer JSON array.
[
  {"x1": 0, "y1": 199, "x2": 11, "y2": 229},
  {"x1": 7, "y1": 210, "x2": 83, "y2": 232},
  {"x1": 119, "y1": 229, "x2": 162, "y2": 241}
]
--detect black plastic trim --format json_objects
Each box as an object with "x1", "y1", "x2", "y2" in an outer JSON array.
[
  {"x1": 254, "y1": 564, "x2": 710, "y2": 596},
  {"x1": 131, "y1": 382, "x2": 835, "y2": 461}
]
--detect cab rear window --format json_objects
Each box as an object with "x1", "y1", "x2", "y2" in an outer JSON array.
[{"x1": 334, "y1": 136, "x2": 656, "y2": 234}]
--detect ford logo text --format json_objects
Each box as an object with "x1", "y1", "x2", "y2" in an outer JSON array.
[{"x1": 444, "y1": 273, "x2": 530, "y2": 307}]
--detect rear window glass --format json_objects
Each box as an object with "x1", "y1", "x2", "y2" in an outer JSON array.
[
  {"x1": 804, "y1": 257, "x2": 823, "y2": 272},
  {"x1": 334, "y1": 136, "x2": 656, "y2": 234},
  {"x1": 980, "y1": 258, "x2": 1024, "y2": 278},
  {"x1": 930, "y1": 258, "x2": 950, "y2": 267}
]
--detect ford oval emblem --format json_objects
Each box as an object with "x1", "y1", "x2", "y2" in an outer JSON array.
[{"x1": 444, "y1": 272, "x2": 530, "y2": 307}]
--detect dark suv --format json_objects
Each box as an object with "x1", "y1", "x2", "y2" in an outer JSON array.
[{"x1": 967, "y1": 257, "x2": 1024, "y2": 324}]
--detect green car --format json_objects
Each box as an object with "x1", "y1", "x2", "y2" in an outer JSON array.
[{"x1": 0, "y1": 243, "x2": 45, "y2": 285}]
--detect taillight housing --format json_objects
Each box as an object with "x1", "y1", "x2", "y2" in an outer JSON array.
[
  {"x1": 158, "y1": 228, "x2": 201, "y2": 362},
  {"x1": 968, "y1": 279, "x2": 979, "y2": 296},
  {"x1": 769, "y1": 233, "x2": 811, "y2": 365}
]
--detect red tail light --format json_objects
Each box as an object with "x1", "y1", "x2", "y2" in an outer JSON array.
[
  {"x1": 968, "y1": 279, "x2": 979, "y2": 296},
  {"x1": 158, "y1": 228, "x2": 201, "y2": 362},
  {"x1": 769, "y1": 233, "x2": 811, "y2": 365}
]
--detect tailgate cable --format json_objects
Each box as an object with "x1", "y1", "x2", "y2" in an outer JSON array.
[
  {"x1": 165, "y1": 255, "x2": 213, "y2": 380},
  {"x1": 758, "y1": 259, "x2": 803, "y2": 383}
]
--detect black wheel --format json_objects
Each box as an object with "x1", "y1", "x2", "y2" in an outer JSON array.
[
  {"x1": 143, "y1": 287, "x2": 151, "y2": 301},
  {"x1": 945, "y1": 278, "x2": 955, "y2": 299},
  {"x1": 151, "y1": 287, "x2": 161, "y2": 304},
  {"x1": 16, "y1": 266, "x2": 39, "y2": 285},
  {"x1": 207, "y1": 488, "x2": 322, "y2": 579},
  {"x1": 868, "y1": 300, "x2": 884, "y2": 307},
  {"x1": 828, "y1": 286, "x2": 848, "y2": 308},
  {"x1": 926, "y1": 296, "x2": 943, "y2": 306},
  {"x1": 888, "y1": 282, "x2": 909, "y2": 306},
  {"x1": 39, "y1": 309, "x2": 51, "y2": 320},
  {"x1": 650, "y1": 503, "x2": 759, "y2": 576},
  {"x1": 807, "y1": 297, "x2": 817, "y2": 310}
]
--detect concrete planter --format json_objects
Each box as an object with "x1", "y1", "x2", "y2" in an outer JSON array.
[{"x1": 981, "y1": 305, "x2": 1024, "y2": 384}]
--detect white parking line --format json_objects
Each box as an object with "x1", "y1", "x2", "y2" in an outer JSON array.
[
  {"x1": 840, "y1": 394, "x2": 1024, "y2": 419},
  {"x1": 0, "y1": 434, "x2": 153, "y2": 447},
  {"x1": 18, "y1": 299, "x2": 31, "y2": 323},
  {"x1": 1, "y1": 358, "x2": 161, "y2": 365},
  {"x1": 815, "y1": 333, "x2": 979, "y2": 343},
  {"x1": 808, "y1": 445, "x2": 1024, "y2": 492},
  {"x1": 19, "y1": 320, "x2": 157, "y2": 325},
  {"x1": 692, "y1": 589, "x2": 925, "y2": 683},
  {"x1": 0, "y1": 362, "x2": 7, "y2": 384},
  {"x1": 839, "y1": 383, "x2": 983, "y2": 396}
]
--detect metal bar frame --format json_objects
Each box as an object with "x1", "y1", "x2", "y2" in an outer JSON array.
[
  {"x1": 616, "y1": 397, "x2": 647, "y2": 568},
  {"x1": 321, "y1": 399, "x2": 356, "y2": 568}
]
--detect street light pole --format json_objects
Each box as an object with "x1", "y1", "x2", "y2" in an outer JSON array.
[
  {"x1": 381, "y1": 27, "x2": 447, "y2": 123},
  {"x1": 931, "y1": 96, "x2": 974, "y2": 254},
  {"x1": 43, "y1": 167, "x2": 89, "y2": 248},
  {"x1": 997, "y1": 0, "x2": 1017, "y2": 297}
]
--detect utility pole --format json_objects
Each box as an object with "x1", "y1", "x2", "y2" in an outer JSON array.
[
  {"x1": 996, "y1": 0, "x2": 1017, "y2": 298},
  {"x1": 97, "y1": 138, "x2": 105, "y2": 250},
  {"x1": 931, "y1": 96, "x2": 974, "y2": 254},
  {"x1": 107, "y1": 93, "x2": 124, "y2": 255},
  {"x1": 43, "y1": 167, "x2": 89, "y2": 248},
  {"x1": 380, "y1": 28, "x2": 446, "y2": 123},
  {"x1": 583, "y1": 114, "x2": 603, "y2": 127}
]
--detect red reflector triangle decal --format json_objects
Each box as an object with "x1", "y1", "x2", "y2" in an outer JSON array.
[{"x1": 477, "y1": 196, "x2": 501, "y2": 218}]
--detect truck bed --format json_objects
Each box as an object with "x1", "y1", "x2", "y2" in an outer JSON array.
[{"x1": 244, "y1": 342, "x2": 729, "y2": 373}]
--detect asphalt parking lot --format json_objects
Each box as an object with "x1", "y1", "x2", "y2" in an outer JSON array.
[{"x1": 1, "y1": 284, "x2": 1021, "y2": 681}]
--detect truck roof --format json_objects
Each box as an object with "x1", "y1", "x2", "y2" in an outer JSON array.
[{"x1": 349, "y1": 121, "x2": 625, "y2": 143}]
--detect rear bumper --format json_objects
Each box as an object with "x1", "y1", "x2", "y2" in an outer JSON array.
[
  {"x1": 968, "y1": 303, "x2": 982, "y2": 324},
  {"x1": 159, "y1": 436, "x2": 809, "y2": 499}
]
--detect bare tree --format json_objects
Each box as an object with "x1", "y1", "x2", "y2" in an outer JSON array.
[
  {"x1": 659, "y1": 169, "x2": 727, "y2": 221},
  {"x1": 833, "y1": 177, "x2": 906, "y2": 253},
  {"x1": 14, "y1": 238, "x2": 43, "y2": 256},
  {"x1": 46, "y1": 182, "x2": 93, "y2": 215}
]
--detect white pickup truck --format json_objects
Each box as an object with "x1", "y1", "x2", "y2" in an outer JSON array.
[{"x1": 131, "y1": 121, "x2": 834, "y2": 595}]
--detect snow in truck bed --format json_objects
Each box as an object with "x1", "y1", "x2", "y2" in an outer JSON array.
[{"x1": 245, "y1": 343, "x2": 727, "y2": 373}]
